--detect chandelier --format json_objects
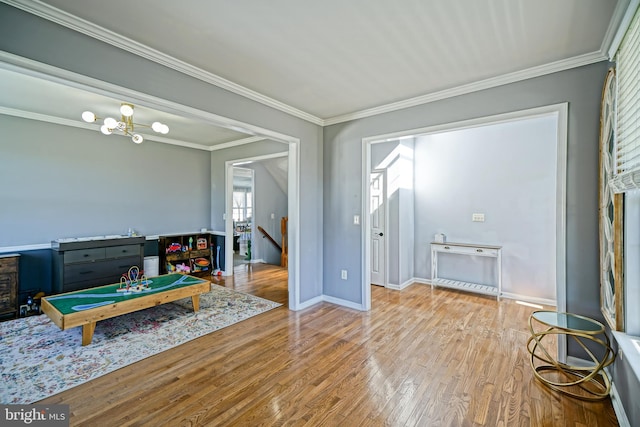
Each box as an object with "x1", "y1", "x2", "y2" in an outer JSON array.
[{"x1": 81, "y1": 103, "x2": 169, "y2": 144}]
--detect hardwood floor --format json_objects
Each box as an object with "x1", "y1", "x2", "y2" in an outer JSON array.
[{"x1": 40, "y1": 264, "x2": 619, "y2": 426}]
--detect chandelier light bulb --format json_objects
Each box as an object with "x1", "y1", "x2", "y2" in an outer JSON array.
[
  {"x1": 120, "y1": 104, "x2": 134, "y2": 117},
  {"x1": 84, "y1": 103, "x2": 167, "y2": 145},
  {"x1": 81, "y1": 111, "x2": 96, "y2": 122},
  {"x1": 103, "y1": 117, "x2": 118, "y2": 128}
]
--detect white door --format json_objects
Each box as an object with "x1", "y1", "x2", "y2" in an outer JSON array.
[{"x1": 370, "y1": 170, "x2": 386, "y2": 286}]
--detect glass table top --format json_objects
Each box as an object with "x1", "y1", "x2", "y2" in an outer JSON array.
[{"x1": 531, "y1": 311, "x2": 604, "y2": 333}]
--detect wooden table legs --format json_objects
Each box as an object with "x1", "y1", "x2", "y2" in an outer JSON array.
[
  {"x1": 82, "y1": 322, "x2": 96, "y2": 346},
  {"x1": 80, "y1": 294, "x2": 203, "y2": 346}
]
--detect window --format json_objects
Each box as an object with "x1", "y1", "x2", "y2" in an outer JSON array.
[
  {"x1": 610, "y1": 4, "x2": 640, "y2": 334},
  {"x1": 612, "y1": 6, "x2": 640, "y2": 192},
  {"x1": 232, "y1": 188, "x2": 252, "y2": 222}
]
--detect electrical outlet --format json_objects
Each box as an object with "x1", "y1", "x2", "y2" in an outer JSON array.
[
  {"x1": 472, "y1": 213, "x2": 485, "y2": 222},
  {"x1": 341, "y1": 269, "x2": 348, "y2": 280}
]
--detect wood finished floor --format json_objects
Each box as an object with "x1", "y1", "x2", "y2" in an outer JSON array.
[{"x1": 39, "y1": 263, "x2": 619, "y2": 426}]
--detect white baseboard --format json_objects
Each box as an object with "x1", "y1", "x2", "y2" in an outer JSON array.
[
  {"x1": 610, "y1": 379, "x2": 631, "y2": 427},
  {"x1": 322, "y1": 294, "x2": 366, "y2": 311},
  {"x1": 564, "y1": 356, "x2": 630, "y2": 426},
  {"x1": 500, "y1": 291, "x2": 556, "y2": 307},
  {"x1": 385, "y1": 277, "x2": 415, "y2": 290},
  {"x1": 296, "y1": 295, "x2": 323, "y2": 310}
]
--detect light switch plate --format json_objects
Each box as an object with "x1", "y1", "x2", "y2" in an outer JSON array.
[{"x1": 354, "y1": 215, "x2": 360, "y2": 225}]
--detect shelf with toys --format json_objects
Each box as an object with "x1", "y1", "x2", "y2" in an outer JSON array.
[{"x1": 159, "y1": 233, "x2": 213, "y2": 278}]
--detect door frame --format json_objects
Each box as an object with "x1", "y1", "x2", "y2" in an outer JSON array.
[
  {"x1": 370, "y1": 168, "x2": 388, "y2": 287},
  {"x1": 225, "y1": 151, "x2": 296, "y2": 306},
  {"x1": 0, "y1": 53, "x2": 303, "y2": 313},
  {"x1": 361, "y1": 104, "x2": 568, "y2": 355}
]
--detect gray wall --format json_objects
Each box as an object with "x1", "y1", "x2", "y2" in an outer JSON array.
[
  {"x1": 398, "y1": 139, "x2": 415, "y2": 285},
  {"x1": 380, "y1": 138, "x2": 415, "y2": 287},
  {"x1": 0, "y1": 115, "x2": 210, "y2": 244},
  {"x1": 324, "y1": 60, "x2": 640, "y2": 419},
  {"x1": 248, "y1": 161, "x2": 288, "y2": 266},
  {"x1": 324, "y1": 59, "x2": 640, "y2": 419},
  {"x1": 324, "y1": 61, "x2": 607, "y2": 318},
  {"x1": 210, "y1": 141, "x2": 288, "y2": 232},
  {"x1": 0, "y1": 3, "x2": 323, "y2": 305},
  {"x1": 415, "y1": 115, "x2": 558, "y2": 300}
]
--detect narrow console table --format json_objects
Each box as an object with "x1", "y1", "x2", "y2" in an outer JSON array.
[{"x1": 430, "y1": 242, "x2": 502, "y2": 300}]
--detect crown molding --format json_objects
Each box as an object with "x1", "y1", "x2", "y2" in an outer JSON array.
[
  {"x1": 0, "y1": 105, "x2": 263, "y2": 151},
  {"x1": 2, "y1": 0, "x2": 324, "y2": 126},
  {"x1": 606, "y1": 0, "x2": 639, "y2": 59},
  {"x1": 600, "y1": 0, "x2": 633, "y2": 59},
  {"x1": 1, "y1": 0, "x2": 621, "y2": 128},
  {"x1": 0, "y1": 51, "x2": 300, "y2": 146},
  {"x1": 324, "y1": 51, "x2": 607, "y2": 126},
  {"x1": 209, "y1": 136, "x2": 266, "y2": 152}
]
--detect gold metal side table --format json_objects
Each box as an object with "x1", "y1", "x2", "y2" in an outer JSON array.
[{"x1": 526, "y1": 310, "x2": 615, "y2": 401}]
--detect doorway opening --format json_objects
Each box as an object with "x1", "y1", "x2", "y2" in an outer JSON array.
[
  {"x1": 362, "y1": 104, "x2": 568, "y2": 325},
  {"x1": 226, "y1": 150, "x2": 295, "y2": 308}
]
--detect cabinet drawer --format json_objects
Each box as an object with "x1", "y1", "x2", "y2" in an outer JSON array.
[
  {"x1": 435, "y1": 245, "x2": 499, "y2": 257},
  {"x1": 64, "y1": 256, "x2": 141, "y2": 285},
  {"x1": 0, "y1": 257, "x2": 18, "y2": 272},
  {"x1": 64, "y1": 248, "x2": 106, "y2": 264},
  {"x1": 0, "y1": 274, "x2": 17, "y2": 313},
  {"x1": 105, "y1": 244, "x2": 141, "y2": 259}
]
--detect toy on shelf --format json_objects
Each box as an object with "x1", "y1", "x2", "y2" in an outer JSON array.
[
  {"x1": 166, "y1": 243, "x2": 182, "y2": 254},
  {"x1": 117, "y1": 266, "x2": 149, "y2": 293},
  {"x1": 191, "y1": 257, "x2": 210, "y2": 273},
  {"x1": 175, "y1": 262, "x2": 191, "y2": 274},
  {"x1": 197, "y1": 237, "x2": 207, "y2": 249}
]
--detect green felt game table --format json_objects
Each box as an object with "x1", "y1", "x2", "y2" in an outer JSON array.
[{"x1": 41, "y1": 273, "x2": 211, "y2": 345}]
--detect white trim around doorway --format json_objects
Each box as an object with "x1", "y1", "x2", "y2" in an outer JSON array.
[{"x1": 361, "y1": 102, "x2": 568, "y2": 352}]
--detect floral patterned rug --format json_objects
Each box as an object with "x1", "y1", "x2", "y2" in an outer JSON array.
[{"x1": 0, "y1": 285, "x2": 281, "y2": 404}]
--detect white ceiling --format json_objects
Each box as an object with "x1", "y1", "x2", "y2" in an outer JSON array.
[{"x1": 0, "y1": 0, "x2": 629, "y2": 146}]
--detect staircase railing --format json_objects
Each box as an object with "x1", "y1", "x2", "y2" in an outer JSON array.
[
  {"x1": 257, "y1": 217, "x2": 288, "y2": 267},
  {"x1": 257, "y1": 226, "x2": 281, "y2": 252}
]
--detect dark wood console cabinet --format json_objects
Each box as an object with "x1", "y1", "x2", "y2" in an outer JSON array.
[
  {"x1": 0, "y1": 254, "x2": 19, "y2": 318},
  {"x1": 52, "y1": 236, "x2": 145, "y2": 294}
]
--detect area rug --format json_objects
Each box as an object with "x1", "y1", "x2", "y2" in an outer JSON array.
[{"x1": 0, "y1": 285, "x2": 281, "y2": 404}]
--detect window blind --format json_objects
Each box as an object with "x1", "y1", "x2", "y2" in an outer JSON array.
[{"x1": 612, "y1": 6, "x2": 640, "y2": 193}]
